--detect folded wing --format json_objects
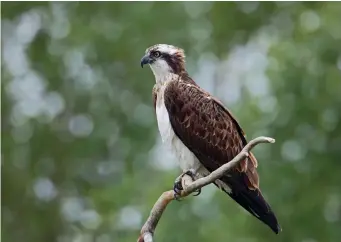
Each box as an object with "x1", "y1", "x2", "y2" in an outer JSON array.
[{"x1": 160, "y1": 78, "x2": 281, "y2": 233}]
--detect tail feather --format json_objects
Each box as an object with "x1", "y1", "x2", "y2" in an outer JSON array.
[{"x1": 216, "y1": 178, "x2": 281, "y2": 234}]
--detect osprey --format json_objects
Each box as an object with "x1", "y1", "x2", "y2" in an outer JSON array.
[{"x1": 141, "y1": 44, "x2": 281, "y2": 234}]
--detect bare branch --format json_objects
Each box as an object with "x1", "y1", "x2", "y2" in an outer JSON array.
[{"x1": 138, "y1": 136, "x2": 275, "y2": 242}]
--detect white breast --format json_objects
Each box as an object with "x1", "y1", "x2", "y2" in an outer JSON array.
[{"x1": 155, "y1": 84, "x2": 203, "y2": 174}]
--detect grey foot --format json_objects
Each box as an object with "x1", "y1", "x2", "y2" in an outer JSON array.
[{"x1": 173, "y1": 169, "x2": 201, "y2": 200}]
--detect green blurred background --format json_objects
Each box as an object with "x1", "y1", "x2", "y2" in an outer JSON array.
[{"x1": 2, "y1": 2, "x2": 341, "y2": 242}]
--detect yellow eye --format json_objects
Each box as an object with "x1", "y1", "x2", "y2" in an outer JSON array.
[{"x1": 153, "y1": 51, "x2": 161, "y2": 58}]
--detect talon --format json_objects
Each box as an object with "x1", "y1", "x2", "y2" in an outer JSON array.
[
  {"x1": 173, "y1": 177, "x2": 183, "y2": 201},
  {"x1": 184, "y1": 169, "x2": 197, "y2": 181},
  {"x1": 193, "y1": 188, "x2": 201, "y2": 196},
  {"x1": 173, "y1": 169, "x2": 201, "y2": 200},
  {"x1": 184, "y1": 169, "x2": 201, "y2": 197},
  {"x1": 174, "y1": 192, "x2": 182, "y2": 201}
]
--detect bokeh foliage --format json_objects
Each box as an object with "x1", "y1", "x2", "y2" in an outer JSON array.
[{"x1": 2, "y1": 2, "x2": 341, "y2": 242}]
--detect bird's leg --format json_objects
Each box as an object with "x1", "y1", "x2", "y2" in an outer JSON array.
[{"x1": 173, "y1": 169, "x2": 201, "y2": 200}]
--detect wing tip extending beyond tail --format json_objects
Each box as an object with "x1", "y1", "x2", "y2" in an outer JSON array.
[
  {"x1": 260, "y1": 207, "x2": 282, "y2": 234},
  {"x1": 224, "y1": 184, "x2": 281, "y2": 234},
  {"x1": 236, "y1": 191, "x2": 281, "y2": 234},
  {"x1": 273, "y1": 222, "x2": 282, "y2": 234}
]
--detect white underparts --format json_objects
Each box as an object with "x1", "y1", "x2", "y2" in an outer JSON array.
[{"x1": 155, "y1": 82, "x2": 201, "y2": 172}]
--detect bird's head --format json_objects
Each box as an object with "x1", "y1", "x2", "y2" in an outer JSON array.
[{"x1": 141, "y1": 44, "x2": 186, "y2": 81}]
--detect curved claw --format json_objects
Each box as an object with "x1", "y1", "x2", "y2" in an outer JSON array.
[
  {"x1": 184, "y1": 169, "x2": 201, "y2": 197},
  {"x1": 192, "y1": 188, "x2": 201, "y2": 196},
  {"x1": 184, "y1": 169, "x2": 197, "y2": 181},
  {"x1": 173, "y1": 179, "x2": 183, "y2": 201},
  {"x1": 173, "y1": 169, "x2": 201, "y2": 200},
  {"x1": 174, "y1": 192, "x2": 182, "y2": 201}
]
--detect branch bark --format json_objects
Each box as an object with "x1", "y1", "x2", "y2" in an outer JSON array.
[{"x1": 138, "y1": 136, "x2": 275, "y2": 242}]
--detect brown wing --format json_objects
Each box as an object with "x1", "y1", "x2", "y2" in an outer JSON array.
[
  {"x1": 163, "y1": 79, "x2": 281, "y2": 234},
  {"x1": 163, "y1": 80, "x2": 259, "y2": 190}
]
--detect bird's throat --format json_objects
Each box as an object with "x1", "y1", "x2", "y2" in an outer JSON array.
[{"x1": 153, "y1": 72, "x2": 179, "y2": 85}]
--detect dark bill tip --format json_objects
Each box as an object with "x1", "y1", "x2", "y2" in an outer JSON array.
[{"x1": 140, "y1": 55, "x2": 152, "y2": 68}]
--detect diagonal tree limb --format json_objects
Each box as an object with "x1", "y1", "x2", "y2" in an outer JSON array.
[{"x1": 138, "y1": 136, "x2": 275, "y2": 242}]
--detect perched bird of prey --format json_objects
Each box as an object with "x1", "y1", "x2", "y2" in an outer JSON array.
[{"x1": 141, "y1": 44, "x2": 281, "y2": 234}]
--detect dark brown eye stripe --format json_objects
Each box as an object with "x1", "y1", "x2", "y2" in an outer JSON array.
[{"x1": 162, "y1": 52, "x2": 185, "y2": 74}]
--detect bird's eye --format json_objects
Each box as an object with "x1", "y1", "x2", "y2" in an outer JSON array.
[{"x1": 153, "y1": 51, "x2": 161, "y2": 58}]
